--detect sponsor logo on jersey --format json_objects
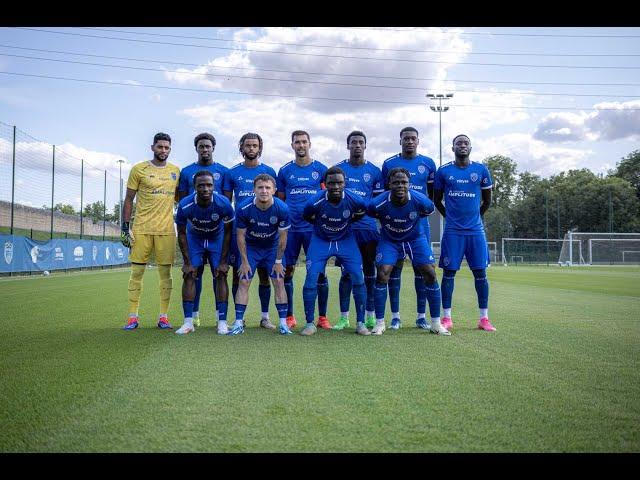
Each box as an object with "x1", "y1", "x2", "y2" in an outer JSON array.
[
  {"x1": 448, "y1": 176, "x2": 455, "y2": 181},
  {"x1": 482, "y1": 177, "x2": 489, "y2": 184},
  {"x1": 4, "y1": 241, "x2": 13, "y2": 264},
  {"x1": 375, "y1": 252, "x2": 382, "y2": 262},
  {"x1": 443, "y1": 256, "x2": 450, "y2": 266}
]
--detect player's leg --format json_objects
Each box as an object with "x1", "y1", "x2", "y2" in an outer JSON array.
[
  {"x1": 414, "y1": 262, "x2": 448, "y2": 336},
  {"x1": 359, "y1": 232, "x2": 379, "y2": 328},
  {"x1": 466, "y1": 234, "x2": 495, "y2": 331},
  {"x1": 439, "y1": 232, "x2": 464, "y2": 330},
  {"x1": 408, "y1": 237, "x2": 441, "y2": 331},
  {"x1": 338, "y1": 237, "x2": 369, "y2": 335},
  {"x1": 123, "y1": 232, "x2": 154, "y2": 329},
  {"x1": 191, "y1": 264, "x2": 205, "y2": 327},
  {"x1": 335, "y1": 258, "x2": 352, "y2": 330},
  {"x1": 301, "y1": 237, "x2": 330, "y2": 336},
  {"x1": 412, "y1": 218, "x2": 431, "y2": 327},
  {"x1": 176, "y1": 244, "x2": 203, "y2": 335},
  {"x1": 309, "y1": 230, "x2": 331, "y2": 329},
  {"x1": 372, "y1": 240, "x2": 401, "y2": 334},
  {"x1": 263, "y1": 250, "x2": 291, "y2": 335},
  {"x1": 229, "y1": 251, "x2": 256, "y2": 335},
  {"x1": 154, "y1": 234, "x2": 176, "y2": 330},
  {"x1": 388, "y1": 262, "x2": 403, "y2": 326},
  {"x1": 208, "y1": 236, "x2": 229, "y2": 334},
  {"x1": 283, "y1": 231, "x2": 304, "y2": 328},
  {"x1": 257, "y1": 267, "x2": 275, "y2": 329}
]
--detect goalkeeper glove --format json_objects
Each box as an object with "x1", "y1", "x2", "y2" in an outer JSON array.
[{"x1": 121, "y1": 222, "x2": 134, "y2": 248}]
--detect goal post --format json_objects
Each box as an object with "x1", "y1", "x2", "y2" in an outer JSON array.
[
  {"x1": 431, "y1": 241, "x2": 498, "y2": 265},
  {"x1": 588, "y1": 238, "x2": 640, "y2": 264},
  {"x1": 501, "y1": 238, "x2": 581, "y2": 266},
  {"x1": 559, "y1": 232, "x2": 640, "y2": 265}
]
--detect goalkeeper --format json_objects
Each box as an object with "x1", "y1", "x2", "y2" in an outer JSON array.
[{"x1": 121, "y1": 132, "x2": 181, "y2": 331}]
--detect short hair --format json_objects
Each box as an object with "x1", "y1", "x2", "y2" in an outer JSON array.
[
  {"x1": 194, "y1": 132, "x2": 216, "y2": 148},
  {"x1": 193, "y1": 170, "x2": 214, "y2": 185},
  {"x1": 238, "y1": 132, "x2": 264, "y2": 157},
  {"x1": 291, "y1": 130, "x2": 310, "y2": 142},
  {"x1": 324, "y1": 166, "x2": 345, "y2": 183},
  {"x1": 153, "y1": 132, "x2": 171, "y2": 144},
  {"x1": 253, "y1": 173, "x2": 276, "y2": 188},
  {"x1": 387, "y1": 167, "x2": 410, "y2": 183},
  {"x1": 399, "y1": 127, "x2": 419, "y2": 138},
  {"x1": 453, "y1": 134, "x2": 470, "y2": 145},
  {"x1": 347, "y1": 130, "x2": 366, "y2": 145}
]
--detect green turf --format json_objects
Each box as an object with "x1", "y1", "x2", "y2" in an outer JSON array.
[{"x1": 0, "y1": 265, "x2": 639, "y2": 452}]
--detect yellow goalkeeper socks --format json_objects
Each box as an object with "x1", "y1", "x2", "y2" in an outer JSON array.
[
  {"x1": 158, "y1": 264, "x2": 173, "y2": 315},
  {"x1": 128, "y1": 263, "x2": 146, "y2": 315}
]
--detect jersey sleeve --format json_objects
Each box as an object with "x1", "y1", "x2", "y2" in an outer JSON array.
[
  {"x1": 278, "y1": 203, "x2": 291, "y2": 230},
  {"x1": 434, "y1": 168, "x2": 445, "y2": 192},
  {"x1": 419, "y1": 194, "x2": 435, "y2": 216},
  {"x1": 222, "y1": 198, "x2": 235, "y2": 223},
  {"x1": 373, "y1": 167, "x2": 384, "y2": 194},
  {"x1": 174, "y1": 203, "x2": 187, "y2": 227},
  {"x1": 302, "y1": 193, "x2": 320, "y2": 220},
  {"x1": 235, "y1": 207, "x2": 248, "y2": 229},
  {"x1": 265, "y1": 166, "x2": 277, "y2": 184},
  {"x1": 381, "y1": 162, "x2": 389, "y2": 189},
  {"x1": 481, "y1": 165, "x2": 493, "y2": 189},
  {"x1": 222, "y1": 170, "x2": 233, "y2": 194},
  {"x1": 126, "y1": 164, "x2": 141, "y2": 191},
  {"x1": 177, "y1": 169, "x2": 189, "y2": 194},
  {"x1": 276, "y1": 167, "x2": 287, "y2": 195},
  {"x1": 427, "y1": 158, "x2": 437, "y2": 184},
  {"x1": 366, "y1": 197, "x2": 380, "y2": 218}
]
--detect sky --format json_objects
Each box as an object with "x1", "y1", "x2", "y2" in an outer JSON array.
[{"x1": 0, "y1": 26, "x2": 639, "y2": 211}]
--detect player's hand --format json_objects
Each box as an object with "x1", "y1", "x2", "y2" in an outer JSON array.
[
  {"x1": 352, "y1": 209, "x2": 365, "y2": 222},
  {"x1": 120, "y1": 222, "x2": 134, "y2": 248},
  {"x1": 272, "y1": 262, "x2": 284, "y2": 278},
  {"x1": 182, "y1": 263, "x2": 196, "y2": 278},
  {"x1": 215, "y1": 261, "x2": 229, "y2": 278},
  {"x1": 238, "y1": 262, "x2": 252, "y2": 280}
]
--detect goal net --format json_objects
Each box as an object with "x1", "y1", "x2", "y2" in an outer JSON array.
[
  {"x1": 558, "y1": 232, "x2": 640, "y2": 265},
  {"x1": 501, "y1": 238, "x2": 580, "y2": 265}
]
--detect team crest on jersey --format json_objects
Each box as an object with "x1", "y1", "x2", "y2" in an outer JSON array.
[
  {"x1": 212, "y1": 213, "x2": 220, "y2": 221},
  {"x1": 214, "y1": 172, "x2": 220, "y2": 180},
  {"x1": 409, "y1": 211, "x2": 417, "y2": 220},
  {"x1": 312, "y1": 171, "x2": 319, "y2": 180},
  {"x1": 4, "y1": 241, "x2": 13, "y2": 264},
  {"x1": 171, "y1": 173, "x2": 177, "y2": 181},
  {"x1": 470, "y1": 173, "x2": 478, "y2": 182},
  {"x1": 363, "y1": 173, "x2": 371, "y2": 182},
  {"x1": 418, "y1": 165, "x2": 426, "y2": 174},
  {"x1": 270, "y1": 216, "x2": 278, "y2": 224},
  {"x1": 342, "y1": 209, "x2": 351, "y2": 218}
]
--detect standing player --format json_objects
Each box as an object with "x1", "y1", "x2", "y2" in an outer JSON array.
[
  {"x1": 434, "y1": 135, "x2": 496, "y2": 332},
  {"x1": 223, "y1": 133, "x2": 278, "y2": 330},
  {"x1": 227, "y1": 174, "x2": 292, "y2": 336},
  {"x1": 300, "y1": 167, "x2": 370, "y2": 336},
  {"x1": 277, "y1": 130, "x2": 331, "y2": 330},
  {"x1": 367, "y1": 168, "x2": 449, "y2": 336},
  {"x1": 121, "y1": 132, "x2": 180, "y2": 330},
  {"x1": 177, "y1": 133, "x2": 229, "y2": 328},
  {"x1": 381, "y1": 127, "x2": 437, "y2": 330},
  {"x1": 174, "y1": 171, "x2": 234, "y2": 335},
  {"x1": 332, "y1": 131, "x2": 384, "y2": 331}
]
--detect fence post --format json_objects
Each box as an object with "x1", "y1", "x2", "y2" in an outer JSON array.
[
  {"x1": 50, "y1": 145, "x2": 55, "y2": 239},
  {"x1": 103, "y1": 170, "x2": 107, "y2": 241},
  {"x1": 10, "y1": 126, "x2": 16, "y2": 234},
  {"x1": 80, "y1": 159, "x2": 84, "y2": 239}
]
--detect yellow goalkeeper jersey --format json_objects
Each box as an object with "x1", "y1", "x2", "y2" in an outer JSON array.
[{"x1": 127, "y1": 160, "x2": 181, "y2": 235}]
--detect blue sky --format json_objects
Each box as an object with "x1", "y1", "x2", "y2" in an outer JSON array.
[{"x1": 1, "y1": 26, "x2": 639, "y2": 211}]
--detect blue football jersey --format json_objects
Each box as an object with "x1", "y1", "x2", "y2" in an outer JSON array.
[
  {"x1": 178, "y1": 162, "x2": 229, "y2": 195},
  {"x1": 367, "y1": 190, "x2": 435, "y2": 242},
  {"x1": 333, "y1": 159, "x2": 384, "y2": 231},
  {"x1": 222, "y1": 162, "x2": 278, "y2": 205},
  {"x1": 434, "y1": 161, "x2": 493, "y2": 235},
  {"x1": 381, "y1": 153, "x2": 436, "y2": 195},
  {"x1": 235, "y1": 197, "x2": 290, "y2": 248},
  {"x1": 303, "y1": 189, "x2": 366, "y2": 242},
  {"x1": 175, "y1": 192, "x2": 235, "y2": 238},
  {"x1": 276, "y1": 160, "x2": 328, "y2": 232}
]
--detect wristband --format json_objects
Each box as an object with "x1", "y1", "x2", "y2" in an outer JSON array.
[{"x1": 275, "y1": 259, "x2": 283, "y2": 264}]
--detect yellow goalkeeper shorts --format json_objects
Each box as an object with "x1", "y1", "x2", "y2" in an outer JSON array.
[{"x1": 128, "y1": 233, "x2": 176, "y2": 265}]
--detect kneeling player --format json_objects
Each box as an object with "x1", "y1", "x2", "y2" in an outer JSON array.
[
  {"x1": 174, "y1": 170, "x2": 234, "y2": 335},
  {"x1": 300, "y1": 166, "x2": 370, "y2": 336},
  {"x1": 227, "y1": 174, "x2": 292, "y2": 335},
  {"x1": 367, "y1": 167, "x2": 449, "y2": 336}
]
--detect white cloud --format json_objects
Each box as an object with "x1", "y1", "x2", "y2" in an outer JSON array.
[{"x1": 534, "y1": 101, "x2": 640, "y2": 143}]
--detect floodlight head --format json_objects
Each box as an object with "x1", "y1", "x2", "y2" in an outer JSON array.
[
  {"x1": 446, "y1": 93, "x2": 454, "y2": 98},
  {"x1": 426, "y1": 94, "x2": 435, "y2": 98},
  {"x1": 430, "y1": 106, "x2": 437, "y2": 111},
  {"x1": 443, "y1": 107, "x2": 449, "y2": 112}
]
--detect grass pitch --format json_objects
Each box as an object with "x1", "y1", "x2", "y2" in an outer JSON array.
[{"x1": 0, "y1": 265, "x2": 638, "y2": 452}]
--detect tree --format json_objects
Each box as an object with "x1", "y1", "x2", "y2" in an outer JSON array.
[
  {"x1": 610, "y1": 150, "x2": 640, "y2": 200},
  {"x1": 53, "y1": 203, "x2": 76, "y2": 215},
  {"x1": 516, "y1": 171, "x2": 541, "y2": 201},
  {"x1": 484, "y1": 155, "x2": 518, "y2": 208},
  {"x1": 83, "y1": 201, "x2": 106, "y2": 223}
]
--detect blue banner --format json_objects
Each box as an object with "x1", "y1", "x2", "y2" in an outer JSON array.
[{"x1": 0, "y1": 235, "x2": 129, "y2": 273}]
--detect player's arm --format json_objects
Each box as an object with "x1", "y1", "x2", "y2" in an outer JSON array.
[
  {"x1": 273, "y1": 228, "x2": 288, "y2": 278},
  {"x1": 419, "y1": 197, "x2": 436, "y2": 217},
  {"x1": 427, "y1": 182, "x2": 434, "y2": 201},
  {"x1": 121, "y1": 187, "x2": 137, "y2": 247},
  {"x1": 277, "y1": 192, "x2": 286, "y2": 201},
  {"x1": 480, "y1": 188, "x2": 492, "y2": 217},
  {"x1": 223, "y1": 191, "x2": 233, "y2": 202},
  {"x1": 236, "y1": 227, "x2": 251, "y2": 280},
  {"x1": 366, "y1": 200, "x2": 379, "y2": 219},
  {"x1": 177, "y1": 224, "x2": 196, "y2": 277},
  {"x1": 302, "y1": 201, "x2": 317, "y2": 224},
  {"x1": 434, "y1": 189, "x2": 446, "y2": 218},
  {"x1": 217, "y1": 221, "x2": 233, "y2": 277}
]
